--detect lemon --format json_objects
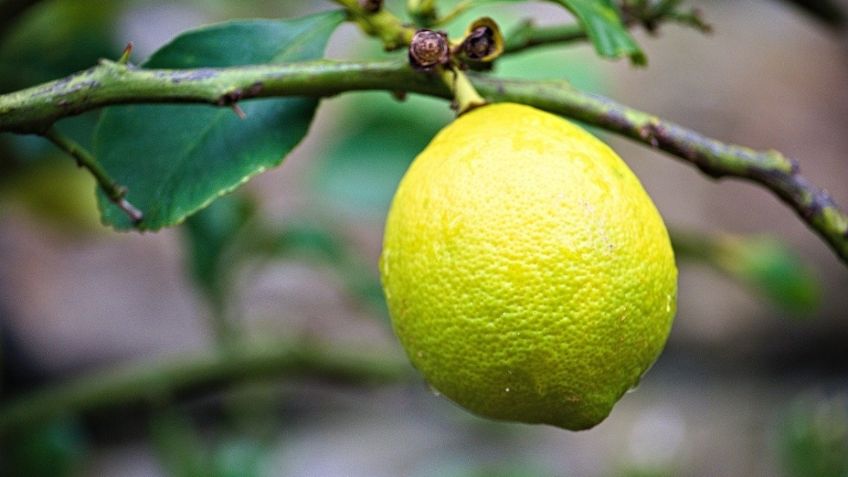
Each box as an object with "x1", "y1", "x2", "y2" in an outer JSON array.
[{"x1": 379, "y1": 103, "x2": 677, "y2": 430}]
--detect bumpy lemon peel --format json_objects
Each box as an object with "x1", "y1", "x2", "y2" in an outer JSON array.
[{"x1": 381, "y1": 103, "x2": 677, "y2": 430}]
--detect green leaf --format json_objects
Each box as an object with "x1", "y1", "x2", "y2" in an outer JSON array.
[
  {"x1": 551, "y1": 0, "x2": 646, "y2": 64},
  {"x1": 93, "y1": 11, "x2": 345, "y2": 230},
  {"x1": 477, "y1": 0, "x2": 645, "y2": 64}
]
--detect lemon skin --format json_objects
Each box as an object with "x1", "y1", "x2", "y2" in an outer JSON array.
[{"x1": 380, "y1": 103, "x2": 677, "y2": 430}]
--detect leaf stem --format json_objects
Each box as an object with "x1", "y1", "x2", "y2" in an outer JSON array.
[{"x1": 42, "y1": 127, "x2": 143, "y2": 223}]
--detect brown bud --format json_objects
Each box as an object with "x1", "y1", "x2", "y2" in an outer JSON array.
[
  {"x1": 408, "y1": 29, "x2": 450, "y2": 70},
  {"x1": 460, "y1": 18, "x2": 503, "y2": 63},
  {"x1": 359, "y1": 0, "x2": 382, "y2": 13}
]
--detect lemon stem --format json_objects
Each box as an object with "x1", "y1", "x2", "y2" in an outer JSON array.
[{"x1": 439, "y1": 66, "x2": 487, "y2": 115}]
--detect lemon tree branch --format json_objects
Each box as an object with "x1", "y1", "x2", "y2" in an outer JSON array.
[
  {"x1": 0, "y1": 341, "x2": 410, "y2": 435},
  {"x1": 0, "y1": 59, "x2": 845, "y2": 265}
]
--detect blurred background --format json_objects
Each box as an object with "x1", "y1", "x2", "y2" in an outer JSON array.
[{"x1": 1, "y1": 0, "x2": 847, "y2": 476}]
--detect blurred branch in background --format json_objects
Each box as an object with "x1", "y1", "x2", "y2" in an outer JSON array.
[
  {"x1": 671, "y1": 230, "x2": 821, "y2": 313},
  {"x1": 0, "y1": 341, "x2": 410, "y2": 436}
]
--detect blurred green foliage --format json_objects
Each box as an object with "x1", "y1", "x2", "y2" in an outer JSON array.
[
  {"x1": 672, "y1": 231, "x2": 821, "y2": 314},
  {"x1": 779, "y1": 394, "x2": 848, "y2": 477},
  {"x1": 151, "y1": 411, "x2": 268, "y2": 477},
  {"x1": 1, "y1": 418, "x2": 88, "y2": 477}
]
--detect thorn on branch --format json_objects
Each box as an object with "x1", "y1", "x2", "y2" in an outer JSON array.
[
  {"x1": 231, "y1": 103, "x2": 246, "y2": 119},
  {"x1": 117, "y1": 199, "x2": 144, "y2": 224},
  {"x1": 118, "y1": 42, "x2": 134, "y2": 65}
]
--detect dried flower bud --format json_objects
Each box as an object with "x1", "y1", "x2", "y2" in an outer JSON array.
[
  {"x1": 409, "y1": 29, "x2": 450, "y2": 70},
  {"x1": 359, "y1": 0, "x2": 382, "y2": 13},
  {"x1": 460, "y1": 17, "x2": 503, "y2": 63}
]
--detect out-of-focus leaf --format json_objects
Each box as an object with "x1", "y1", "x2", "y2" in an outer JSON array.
[
  {"x1": 672, "y1": 232, "x2": 821, "y2": 314},
  {"x1": 779, "y1": 393, "x2": 848, "y2": 477},
  {"x1": 183, "y1": 193, "x2": 257, "y2": 306},
  {"x1": 213, "y1": 437, "x2": 265, "y2": 477},
  {"x1": 150, "y1": 410, "x2": 269, "y2": 477},
  {"x1": 312, "y1": 92, "x2": 452, "y2": 218},
  {"x1": 775, "y1": 0, "x2": 846, "y2": 29},
  {"x1": 94, "y1": 10, "x2": 345, "y2": 231},
  {"x1": 150, "y1": 411, "x2": 210, "y2": 477},
  {"x1": 474, "y1": 0, "x2": 645, "y2": 63},
  {"x1": 0, "y1": 0, "x2": 119, "y2": 93},
  {"x1": 1, "y1": 418, "x2": 88, "y2": 477},
  {"x1": 715, "y1": 236, "x2": 821, "y2": 313},
  {"x1": 0, "y1": 156, "x2": 101, "y2": 232},
  {"x1": 414, "y1": 458, "x2": 556, "y2": 477},
  {"x1": 260, "y1": 220, "x2": 388, "y2": 316}
]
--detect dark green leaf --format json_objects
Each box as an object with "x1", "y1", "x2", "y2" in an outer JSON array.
[{"x1": 94, "y1": 11, "x2": 345, "y2": 230}]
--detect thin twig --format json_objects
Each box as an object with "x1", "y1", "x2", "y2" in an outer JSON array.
[
  {"x1": 0, "y1": 59, "x2": 844, "y2": 265},
  {"x1": 42, "y1": 127, "x2": 143, "y2": 223},
  {"x1": 0, "y1": 341, "x2": 410, "y2": 434}
]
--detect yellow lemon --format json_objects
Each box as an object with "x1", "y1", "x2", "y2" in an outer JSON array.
[{"x1": 380, "y1": 103, "x2": 677, "y2": 430}]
